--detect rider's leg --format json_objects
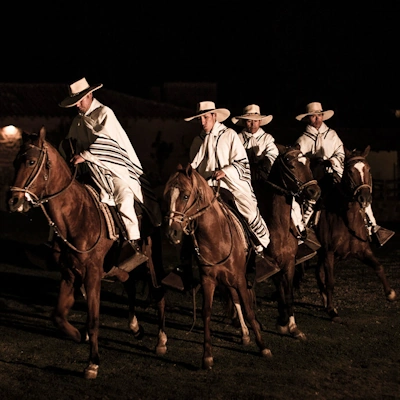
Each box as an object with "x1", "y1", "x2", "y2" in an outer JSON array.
[{"x1": 113, "y1": 177, "x2": 148, "y2": 271}]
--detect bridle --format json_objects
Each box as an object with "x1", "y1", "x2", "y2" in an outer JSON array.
[
  {"x1": 166, "y1": 174, "x2": 235, "y2": 266},
  {"x1": 343, "y1": 155, "x2": 372, "y2": 200},
  {"x1": 10, "y1": 140, "x2": 102, "y2": 253},
  {"x1": 267, "y1": 149, "x2": 318, "y2": 199}
]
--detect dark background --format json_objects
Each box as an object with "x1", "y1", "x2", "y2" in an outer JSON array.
[{"x1": 3, "y1": 2, "x2": 400, "y2": 128}]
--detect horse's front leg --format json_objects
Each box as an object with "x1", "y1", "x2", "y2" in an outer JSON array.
[
  {"x1": 82, "y1": 266, "x2": 102, "y2": 380},
  {"x1": 318, "y1": 250, "x2": 340, "y2": 322},
  {"x1": 274, "y1": 264, "x2": 307, "y2": 341},
  {"x1": 201, "y1": 277, "x2": 216, "y2": 370},
  {"x1": 51, "y1": 268, "x2": 81, "y2": 343},
  {"x1": 361, "y1": 249, "x2": 396, "y2": 302}
]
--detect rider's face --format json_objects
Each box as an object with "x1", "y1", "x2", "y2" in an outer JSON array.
[
  {"x1": 76, "y1": 93, "x2": 93, "y2": 115},
  {"x1": 245, "y1": 119, "x2": 261, "y2": 134},
  {"x1": 308, "y1": 113, "x2": 324, "y2": 130},
  {"x1": 199, "y1": 113, "x2": 217, "y2": 133}
]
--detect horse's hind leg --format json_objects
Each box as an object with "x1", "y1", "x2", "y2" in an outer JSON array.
[
  {"x1": 236, "y1": 283, "x2": 272, "y2": 358},
  {"x1": 227, "y1": 288, "x2": 250, "y2": 345}
]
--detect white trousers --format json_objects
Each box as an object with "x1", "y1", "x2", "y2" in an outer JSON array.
[{"x1": 113, "y1": 177, "x2": 140, "y2": 241}]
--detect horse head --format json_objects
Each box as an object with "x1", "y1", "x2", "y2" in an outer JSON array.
[
  {"x1": 273, "y1": 143, "x2": 321, "y2": 203},
  {"x1": 342, "y1": 145, "x2": 372, "y2": 208},
  {"x1": 163, "y1": 163, "x2": 216, "y2": 245},
  {"x1": 8, "y1": 126, "x2": 73, "y2": 213}
]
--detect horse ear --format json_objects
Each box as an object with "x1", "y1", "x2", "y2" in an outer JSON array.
[
  {"x1": 185, "y1": 163, "x2": 193, "y2": 177},
  {"x1": 344, "y1": 147, "x2": 352, "y2": 158},
  {"x1": 276, "y1": 143, "x2": 287, "y2": 154},
  {"x1": 39, "y1": 126, "x2": 46, "y2": 139},
  {"x1": 293, "y1": 143, "x2": 301, "y2": 151},
  {"x1": 362, "y1": 145, "x2": 371, "y2": 157}
]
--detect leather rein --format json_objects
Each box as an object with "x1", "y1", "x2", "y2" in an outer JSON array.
[{"x1": 10, "y1": 141, "x2": 103, "y2": 254}]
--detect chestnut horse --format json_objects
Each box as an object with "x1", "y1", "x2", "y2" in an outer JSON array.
[
  {"x1": 164, "y1": 163, "x2": 272, "y2": 369},
  {"x1": 8, "y1": 127, "x2": 167, "y2": 379},
  {"x1": 253, "y1": 143, "x2": 321, "y2": 339},
  {"x1": 314, "y1": 145, "x2": 396, "y2": 322}
]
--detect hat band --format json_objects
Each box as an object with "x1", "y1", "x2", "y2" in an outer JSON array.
[
  {"x1": 70, "y1": 88, "x2": 88, "y2": 97},
  {"x1": 197, "y1": 108, "x2": 215, "y2": 114}
]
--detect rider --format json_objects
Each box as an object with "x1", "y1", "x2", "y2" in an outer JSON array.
[
  {"x1": 295, "y1": 101, "x2": 394, "y2": 246},
  {"x1": 162, "y1": 101, "x2": 280, "y2": 291},
  {"x1": 58, "y1": 77, "x2": 162, "y2": 277},
  {"x1": 232, "y1": 104, "x2": 319, "y2": 263}
]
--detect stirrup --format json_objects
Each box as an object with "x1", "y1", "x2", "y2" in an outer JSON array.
[
  {"x1": 373, "y1": 226, "x2": 395, "y2": 247},
  {"x1": 118, "y1": 240, "x2": 149, "y2": 272}
]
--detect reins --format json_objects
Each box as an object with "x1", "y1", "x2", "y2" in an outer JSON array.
[{"x1": 10, "y1": 141, "x2": 104, "y2": 254}]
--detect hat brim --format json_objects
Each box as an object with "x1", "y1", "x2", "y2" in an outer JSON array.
[
  {"x1": 184, "y1": 108, "x2": 230, "y2": 122},
  {"x1": 59, "y1": 83, "x2": 103, "y2": 108},
  {"x1": 231, "y1": 114, "x2": 273, "y2": 126},
  {"x1": 296, "y1": 110, "x2": 334, "y2": 121}
]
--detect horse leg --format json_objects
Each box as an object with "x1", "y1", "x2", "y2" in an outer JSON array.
[
  {"x1": 361, "y1": 250, "x2": 396, "y2": 302},
  {"x1": 317, "y1": 250, "x2": 341, "y2": 322},
  {"x1": 82, "y1": 267, "x2": 102, "y2": 380},
  {"x1": 123, "y1": 275, "x2": 145, "y2": 339},
  {"x1": 201, "y1": 278, "x2": 216, "y2": 370},
  {"x1": 235, "y1": 284, "x2": 272, "y2": 358},
  {"x1": 51, "y1": 270, "x2": 81, "y2": 343},
  {"x1": 227, "y1": 288, "x2": 251, "y2": 345},
  {"x1": 274, "y1": 267, "x2": 307, "y2": 341}
]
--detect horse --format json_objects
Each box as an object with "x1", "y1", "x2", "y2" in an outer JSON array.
[
  {"x1": 253, "y1": 143, "x2": 321, "y2": 339},
  {"x1": 313, "y1": 145, "x2": 396, "y2": 322},
  {"x1": 163, "y1": 163, "x2": 272, "y2": 369},
  {"x1": 7, "y1": 127, "x2": 167, "y2": 379}
]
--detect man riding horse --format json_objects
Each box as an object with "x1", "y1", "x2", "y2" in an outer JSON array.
[
  {"x1": 294, "y1": 101, "x2": 394, "y2": 246},
  {"x1": 58, "y1": 77, "x2": 162, "y2": 279}
]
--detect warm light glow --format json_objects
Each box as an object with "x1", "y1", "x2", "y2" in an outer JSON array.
[{"x1": 0, "y1": 125, "x2": 22, "y2": 142}]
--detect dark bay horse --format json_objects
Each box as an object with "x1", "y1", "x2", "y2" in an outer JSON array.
[
  {"x1": 314, "y1": 145, "x2": 396, "y2": 322},
  {"x1": 8, "y1": 127, "x2": 167, "y2": 379},
  {"x1": 164, "y1": 163, "x2": 272, "y2": 369},
  {"x1": 254, "y1": 143, "x2": 321, "y2": 339}
]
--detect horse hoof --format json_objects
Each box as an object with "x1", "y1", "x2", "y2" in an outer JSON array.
[
  {"x1": 84, "y1": 363, "x2": 99, "y2": 380},
  {"x1": 292, "y1": 330, "x2": 307, "y2": 341},
  {"x1": 242, "y1": 335, "x2": 251, "y2": 346},
  {"x1": 202, "y1": 357, "x2": 214, "y2": 370},
  {"x1": 261, "y1": 348, "x2": 273, "y2": 359},
  {"x1": 155, "y1": 345, "x2": 167, "y2": 356},
  {"x1": 386, "y1": 289, "x2": 396, "y2": 302},
  {"x1": 276, "y1": 323, "x2": 289, "y2": 335},
  {"x1": 131, "y1": 325, "x2": 144, "y2": 340}
]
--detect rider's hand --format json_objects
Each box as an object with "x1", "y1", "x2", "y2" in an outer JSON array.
[
  {"x1": 213, "y1": 170, "x2": 226, "y2": 180},
  {"x1": 70, "y1": 154, "x2": 85, "y2": 165}
]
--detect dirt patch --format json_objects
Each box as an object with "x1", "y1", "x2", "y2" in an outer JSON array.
[{"x1": 0, "y1": 211, "x2": 399, "y2": 399}]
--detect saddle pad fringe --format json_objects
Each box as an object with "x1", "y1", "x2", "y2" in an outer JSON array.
[{"x1": 85, "y1": 184, "x2": 119, "y2": 241}]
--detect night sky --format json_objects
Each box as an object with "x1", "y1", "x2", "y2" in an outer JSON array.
[{"x1": 3, "y1": 2, "x2": 400, "y2": 128}]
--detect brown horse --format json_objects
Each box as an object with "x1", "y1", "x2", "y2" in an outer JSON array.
[
  {"x1": 164, "y1": 163, "x2": 272, "y2": 369},
  {"x1": 314, "y1": 145, "x2": 396, "y2": 322},
  {"x1": 253, "y1": 143, "x2": 321, "y2": 339},
  {"x1": 8, "y1": 127, "x2": 167, "y2": 379}
]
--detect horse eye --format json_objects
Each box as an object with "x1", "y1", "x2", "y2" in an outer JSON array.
[
  {"x1": 27, "y1": 160, "x2": 36, "y2": 166},
  {"x1": 183, "y1": 194, "x2": 189, "y2": 201}
]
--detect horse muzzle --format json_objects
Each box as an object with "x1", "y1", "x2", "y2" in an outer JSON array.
[
  {"x1": 8, "y1": 192, "x2": 31, "y2": 213},
  {"x1": 303, "y1": 182, "x2": 321, "y2": 202},
  {"x1": 165, "y1": 222, "x2": 184, "y2": 246},
  {"x1": 356, "y1": 188, "x2": 372, "y2": 209}
]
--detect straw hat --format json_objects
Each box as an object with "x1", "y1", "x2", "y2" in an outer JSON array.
[
  {"x1": 59, "y1": 77, "x2": 103, "y2": 108},
  {"x1": 231, "y1": 104, "x2": 273, "y2": 126},
  {"x1": 184, "y1": 101, "x2": 230, "y2": 122},
  {"x1": 295, "y1": 102, "x2": 334, "y2": 121}
]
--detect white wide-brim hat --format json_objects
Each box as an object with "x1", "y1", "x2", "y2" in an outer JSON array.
[
  {"x1": 295, "y1": 102, "x2": 334, "y2": 121},
  {"x1": 59, "y1": 77, "x2": 103, "y2": 108},
  {"x1": 231, "y1": 104, "x2": 273, "y2": 126},
  {"x1": 184, "y1": 101, "x2": 230, "y2": 122}
]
